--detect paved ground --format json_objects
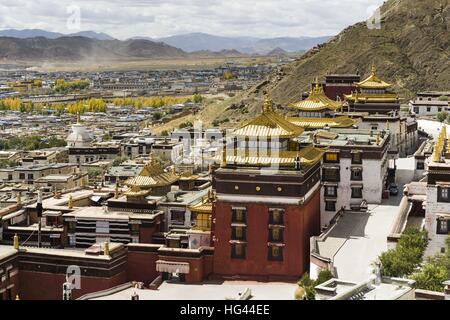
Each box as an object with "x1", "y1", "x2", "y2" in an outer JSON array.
[
  {"x1": 94, "y1": 281, "x2": 298, "y2": 300},
  {"x1": 319, "y1": 184, "x2": 404, "y2": 283},
  {"x1": 417, "y1": 119, "x2": 447, "y2": 139}
]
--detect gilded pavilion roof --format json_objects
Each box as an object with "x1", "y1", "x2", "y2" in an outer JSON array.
[
  {"x1": 354, "y1": 65, "x2": 392, "y2": 89},
  {"x1": 287, "y1": 116, "x2": 357, "y2": 129},
  {"x1": 124, "y1": 159, "x2": 179, "y2": 189},
  {"x1": 290, "y1": 82, "x2": 342, "y2": 111},
  {"x1": 233, "y1": 98, "x2": 304, "y2": 139},
  {"x1": 216, "y1": 145, "x2": 326, "y2": 168}
]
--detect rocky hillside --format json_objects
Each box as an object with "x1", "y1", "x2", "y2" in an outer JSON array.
[{"x1": 218, "y1": 0, "x2": 449, "y2": 125}]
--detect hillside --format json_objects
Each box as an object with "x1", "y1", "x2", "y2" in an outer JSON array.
[
  {"x1": 217, "y1": 0, "x2": 449, "y2": 125},
  {"x1": 0, "y1": 37, "x2": 187, "y2": 62}
]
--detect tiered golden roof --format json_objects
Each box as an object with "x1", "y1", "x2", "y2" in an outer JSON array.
[
  {"x1": 233, "y1": 98, "x2": 304, "y2": 138},
  {"x1": 124, "y1": 159, "x2": 179, "y2": 196},
  {"x1": 217, "y1": 145, "x2": 326, "y2": 168},
  {"x1": 355, "y1": 65, "x2": 392, "y2": 89},
  {"x1": 290, "y1": 81, "x2": 342, "y2": 111},
  {"x1": 287, "y1": 116, "x2": 357, "y2": 129},
  {"x1": 344, "y1": 65, "x2": 398, "y2": 103}
]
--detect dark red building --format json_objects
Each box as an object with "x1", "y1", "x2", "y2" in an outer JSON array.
[{"x1": 210, "y1": 99, "x2": 325, "y2": 281}]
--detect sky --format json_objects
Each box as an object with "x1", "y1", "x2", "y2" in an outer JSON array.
[{"x1": 0, "y1": 0, "x2": 386, "y2": 39}]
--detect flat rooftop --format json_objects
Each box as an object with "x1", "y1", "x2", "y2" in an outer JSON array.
[
  {"x1": 0, "y1": 245, "x2": 17, "y2": 261},
  {"x1": 64, "y1": 205, "x2": 162, "y2": 221},
  {"x1": 91, "y1": 281, "x2": 298, "y2": 300}
]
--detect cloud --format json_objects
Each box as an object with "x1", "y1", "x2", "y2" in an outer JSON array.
[{"x1": 0, "y1": 0, "x2": 385, "y2": 39}]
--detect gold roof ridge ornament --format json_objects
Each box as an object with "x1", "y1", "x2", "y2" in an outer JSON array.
[{"x1": 263, "y1": 97, "x2": 274, "y2": 114}]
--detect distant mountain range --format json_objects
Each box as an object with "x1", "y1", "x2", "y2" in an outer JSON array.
[
  {"x1": 0, "y1": 29, "x2": 115, "y2": 40},
  {"x1": 135, "y1": 32, "x2": 331, "y2": 54},
  {"x1": 0, "y1": 37, "x2": 186, "y2": 62},
  {"x1": 0, "y1": 29, "x2": 331, "y2": 62}
]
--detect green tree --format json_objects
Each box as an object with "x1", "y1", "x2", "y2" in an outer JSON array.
[
  {"x1": 112, "y1": 156, "x2": 128, "y2": 166},
  {"x1": 437, "y1": 111, "x2": 448, "y2": 122},
  {"x1": 379, "y1": 228, "x2": 428, "y2": 278}
]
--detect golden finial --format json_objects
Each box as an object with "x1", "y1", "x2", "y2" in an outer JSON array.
[
  {"x1": 371, "y1": 63, "x2": 377, "y2": 76},
  {"x1": 13, "y1": 233, "x2": 19, "y2": 250},
  {"x1": 16, "y1": 192, "x2": 21, "y2": 205},
  {"x1": 376, "y1": 132, "x2": 381, "y2": 145},
  {"x1": 15, "y1": 294, "x2": 20, "y2": 300},
  {"x1": 263, "y1": 97, "x2": 274, "y2": 113},
  {"x1": 76, "y1": 112, "x2": 81, "y2": 124},
  {"x1": 104, "y1": 241, "x2": 110, "y2": 256},
  {"x1": 68, "y1": 195, "x2": 74, "y2": 209}
]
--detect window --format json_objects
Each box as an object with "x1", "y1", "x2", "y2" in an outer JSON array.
[
  {"x1": 351, "y1": 187, "x2": 363, "y2": 199},
  {"x1": 8, "y1": 174, "x2": 12, "y2": 181},
  {"x1": 351, "y1": 168, "x2": 363, "y2": 181},
  {"x1": 232, "y1": 208, "x2": 247, "y2": 223},
  {"x1": 427, "y1": 107, "x2": 431, "y2": 112},
  {"x1": 28, "y1": 174, "x2": 33, "y2": 180},
  {"x1": 324, "y1": 153, "x2": 338, "y2": 163},
  {"x1": 325, "y1": 201, "x2": 336, "y2": 212},
  {"x1": 268, "y1": 227, "x2": 283, "y2": 242},
  {"x1": 417, "y1": 162, "x2": 425, "y2": 170},
  {"x1": 231, "y1": 226, "x2": 246, "y2": 241},
  {"x1": 352, "y1": 152, "x2": 362, "y2": 164},
  {"x1": 269, "y1": 208, "x2": 284, "y2": 225},
  {"x1": 19, "y1": 173, "x2": 25, "y2": 180},
  {"x1": 437, "y1": 219, "x2": 448, "y2": 235},
  {"x1": 322, "y1": 168, "x2": 340, "y2": 182},
  {"x1": 325, "y1": 186, "x2": 337, "y2": 197},
  {"x1": 438, "y1": 187, "x2": 450, "y2": 203},
  {"x1": 170, "y1": 210, "x2": 185, "y2": 224},
  {"x1": 231, "y1": 243, "x2": 246, "y2": 259},
  {"x1": 414, "y1": 107, "x2": 419, "y2": 113},
  {"x1": 268, "y1": 245, "x2": 283, "y2": 261}
]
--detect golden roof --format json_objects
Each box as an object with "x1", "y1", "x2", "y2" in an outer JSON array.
[
  {"x1": 290, "y1": 82, "x2": 342, "y2": 111},
  {"x1": 188, "y1": 201, "x2": 213, "y2": 213},
  {"x1": 354, "y1": 64, "x2": 392, "y2": 89},
  {"x1": 216, "y1": 145, "x2": 326, "y2": 167},
  {"x1": 287, "y1": 116, "x2": 357, "y2": 129},
  {"x1": 124, "y1": 159, "x2": 179, "y2": 188},
  {"x1": 233, "y1": 98, "x2": 304, "y2": 138}
]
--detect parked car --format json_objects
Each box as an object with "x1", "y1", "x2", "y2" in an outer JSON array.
[{"x1": 389, "y1": 183, "x2": 399, "y2": 196}]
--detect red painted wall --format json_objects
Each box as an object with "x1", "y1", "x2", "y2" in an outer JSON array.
[
  {"x1": 212, "y1": 189, "x2": 321, "y2": 281},
  {"x1": 19, "y1": 270, "x2": 127, "y2": 300},
  {"x1": 126, "y1": 250, "x2": 159, "y2": 285}
]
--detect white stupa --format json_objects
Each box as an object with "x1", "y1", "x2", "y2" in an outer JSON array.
[{"x1": 66, "y1": 113, "x2": 94, "y2": 148}]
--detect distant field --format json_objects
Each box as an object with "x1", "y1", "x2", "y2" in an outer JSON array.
[{"x1": 2, "y1": 55, "x2": 281, "y2": 72}]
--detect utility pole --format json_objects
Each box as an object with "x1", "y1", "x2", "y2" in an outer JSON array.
[{"x1": 37, "y1": 189, "x2": 43, "y2": 248}]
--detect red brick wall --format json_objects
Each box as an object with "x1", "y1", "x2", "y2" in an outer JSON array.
[
  {"x1": 212, "y1": 189, "x2": 321, "y2": 280},
  {"x1": 19, "y1": 270, "x2": 127, "y2": 300},
  {"x1": 126, "y1": 250, "x2": 159, "y2": 285}
]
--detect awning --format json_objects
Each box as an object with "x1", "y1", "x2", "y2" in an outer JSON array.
[
  {"x1": 156, "y1": 260, "x2": 190, "y2": 274},
  {"x1": 436, "y1": 213, "x2": 450, "y2": 220},
  {"x1": 90, "y1": 195, "x2": 102, "y2": 203}
]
